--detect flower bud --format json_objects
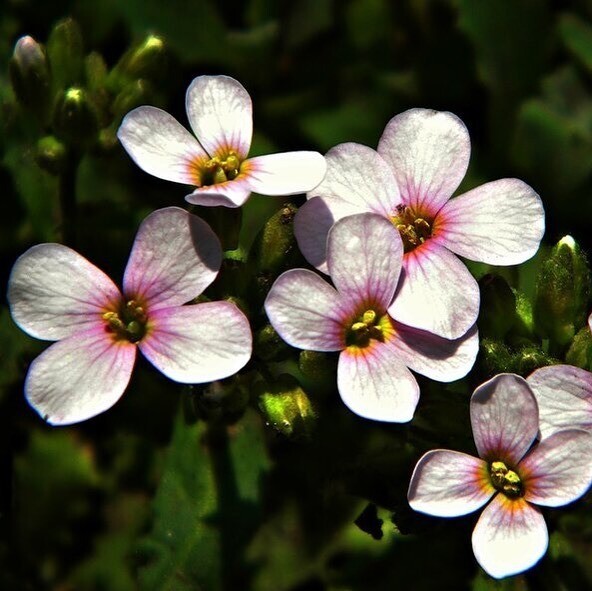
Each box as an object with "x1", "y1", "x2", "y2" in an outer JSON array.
[
  {"x1": 9, "y1": 35, "x2": 51, "y2": 121},
  {"x1": 480, "y1": 339, "x2": 514, "y2": 376},
  {"x1": 112, "y1": 79, "x2": 151, "y2": 118},
  {"x1": 566, "y1": 326, "x2": 592, "y2": 370},
  {"x1": 478, "y1": 274, "x2": 517, "y2": 339},
  {"x1": 515, "y1": 346, "x2": 555, "y2": 376},
  {"x1": 53, "y1": 87, "x2": 99, "y2": 147},
  {"x1": 534, "y1": 236, "x2": 591, "y2": 349},
  {"x1": 255, "y1": 324, "x2": 291, "y2": 361},
  {"x1": 124, "y1": 35, "x2": 167, "y2": 80},
  {"x1": 85, "y1": 52, "x2": 108, "y2": 92},
  {"x1": 47, "y1": 18, "x2": 84, "y2": 89},
  {"x1": 35, "y1": 136, "x2": 67, "y2": 175},
  {"x1": 257, "y1": 374, "x2": 316, "y2": 438}
]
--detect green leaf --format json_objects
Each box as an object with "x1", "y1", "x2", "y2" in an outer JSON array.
[
  {"x1": 559, "y1": 13, "x2": 592, "y2": 74},
  {"x1": 137, "y1": 409, "x2": 270, "y2": 591}
]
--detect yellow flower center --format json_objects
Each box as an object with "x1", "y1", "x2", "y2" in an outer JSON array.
[
  {"x1": 390, "y1": 205, "x2": 433, "y2": 253},
  {"x1": 489, "y1": 461, "x2": 524, "y2": 499},
  {"x1": 200, "y1": 151, "x2": 241, "y2": 186},
  {"x1": 346, "y1": 309, "x2": 390, "y2": 348},
  {"x1": 103, "y1": 299, "x2": 147, "y2": 343}
]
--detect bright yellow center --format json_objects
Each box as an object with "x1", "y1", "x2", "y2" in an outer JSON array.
[
  {"x1": 346, "y1": 309, "x2": 388, "y2": 347},
  {"x1": 199, "y1": 151, "x2": 241, "y2": 186},
  {"x1": 390, "y1": 205, "x2": 433, "y2": 253},
  {"x1": 103, "y1": 299, "x2": 147, "y2": 343},
  {"x1": 489, "y1": 461, "x2": 524, "y2": 499}
]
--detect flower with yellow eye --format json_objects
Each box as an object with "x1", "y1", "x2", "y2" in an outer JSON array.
[
  {"x1": 408, "y1": 374, "x2": 592, "y2": 579},
  {"x1": 117, "y1": 75, "x2": 326, "y2": 207}
]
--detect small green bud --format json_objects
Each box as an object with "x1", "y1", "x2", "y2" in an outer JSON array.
[
  {"x1": 255, "y1": 324, "x2": 291, "y2": 361},
  {"x1": 478, "y1": 274, "x2": 517, "y2": 339},
  {"x1": 480, "y1": 339, "x2": 515, "y2": 375},
  {"x1": 126, "y1": 35, "x2": 167, "y2": 79},
  {"x1": 112, "y1": 79, "x2": 151, "y2": 118},
  {"x1": 566, "y1": 326, "x2": 592, "y2": 370},
  {"x1": 47, "y1": 18, "x2": 84, "y2": 89},
  {"x1": 257, "y1": 374, "x2": 316, "y2": 438},
  {"x1": 9, "y1": 35, "x2": 51, "y2": 121},
  {"x1": 35, "y1": 136, "x2": 67, "y2": 174},
  {"x1": 256, "y1": 203, "x2": 298, "y2": 273},
  {"x1": 534, "y1": 236, "x2": 591, "y2": 349},
  {"x1": 515, "y1": 346, "x2": 555, "y2": 377},
  {"x1": 84, "y1": 52, "x2": 108, "y2": 92},
  {"x1": 53, "y1": 86, "x2": 99, "y2": 147}
]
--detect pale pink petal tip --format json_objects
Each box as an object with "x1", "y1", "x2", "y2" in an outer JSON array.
[{"x1": 408, "y1": 450, "x2": 494, "y2": 517}]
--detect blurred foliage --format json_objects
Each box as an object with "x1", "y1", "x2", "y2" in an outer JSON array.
[{"x1": 3, "y1": 0, "x2": 592, "y2": 590}]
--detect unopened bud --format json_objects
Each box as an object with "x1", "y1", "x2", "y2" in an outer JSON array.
[
  {"x1": 255, "y1": 324, "x2": 291, "y2": 361},
  {"x1": 125, "y1": 35, "x2": 167, "y2": 79},
  {"x1": 478, "y1": 274, "x2": 516, "y2": 339},
  {"x1": 35, "y1": 136, "x2": 67, "y2": 174},
  {"x1": 9, "y1": 35, "x2": 51, "y2": 121},
  {"x1": 112, "y1": 79, "x2": 151, "y2": 117},
  {"x1": 85, "y1": 52, "x2": 108, "y2": 92},
  {"x1": 47, "y1": 18, "x2": 84, "y2": 89},
  {"x1": 480, "y1": 339, "x2": 514, "y2": 376},
  {"x1": 566, "y1": 326, "x2": 592, "y2": 370},
  {"x1": 53, "y1": 87, "x2": 99, "y2": 146},
  {"x1": 515, "y1": 346, "x2": 555, "y2": 377},
  {"x1": 534, "y1": 236, "x2": 591, "y2": 349},
  {"x1": 257, "y1": 374, "x2": 316, "y2": 438}
]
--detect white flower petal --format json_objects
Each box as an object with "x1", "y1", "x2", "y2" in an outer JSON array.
[
  {"x1": 527, "y1": 364, "x2": 592, "y2": 439},
  {"x1": 185, "y1": 177, "x2": 253, "y2": 207},
  {"x1": 392, "y1": 322, "x2": 478, "y2": 382},
  {"x1": 470, "y1": 374, "x2": 539, "y2": 464},
  {"x1": 185, "y1": 75, "x2": 252, "y2": 159},
  {"x1": 264, "y1": 269, "x2": 346, "y2": 351},
  {"x1": 123, "y1": 207, "x2": 221, "y2": 309},
  {"x1": 307, "y1": 142, "x2": 401, "y2": 215},
  {"x1": 437, "y1": 179, "x2": 545, "y2": 265},
  {"x1": 246, "y1": 152, "x2": 327, "y2": 196},
  {"x1": 387, "y1": 241, "x2": 479, "y2": 340},
  {"x1": 8, "y1": 243, "x2": 121, "y2": 341},
  {"x1": 337, "y1": 339, "x2": 420, "y2": 422},
  {"x1": 25, "y1": 327, "x2": 136, "y2": 425},
  {"x1": 377, "y1": 108, "x2": 470, "y2": 214},
  {"x1": 521, "y1": 430, "x2": 592, "y2": 507},
  {"x1": 408, "y1": 450, "x2": 494, "y2": 517},
  {"x1": 139, "y1": 301, "x2": 251, "y2": 383},
  {"x1": 472, "y1": 495, "x2": 548, "y2": 579},
  {"x1": 294, "y1": 196, "x2": 369, "y2": 274},
  {"x1": 117, "y1": 106, "x2": 207, "y2": 184},
  {"x1": 327, "y1": 213, "x2": 403, "y2": 311}
]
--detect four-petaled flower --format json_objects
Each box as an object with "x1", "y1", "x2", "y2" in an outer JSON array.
[
  {"x1": 408, "y1": 374, "x2": 592, "y2": 579},
  {"x1": 7, "y1": 207, "x2": 252, "y2": 425},
  {"x1": 294, "y1": 108, "x2": 545, "y2": 339},
  {"x1": 117, "y1": 75, "x2": 327, "y2": 207},
  {"x1": 265, "y1": 212, "x2": 478, "y2": 422},
  {"x1": 527, "y1": 364, "x2": 592, "y2": 439}
]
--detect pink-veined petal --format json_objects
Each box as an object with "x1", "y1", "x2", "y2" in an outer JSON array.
[
  {"x1": 527, "y1": 364, "x2": 592, "y2": 439},
  {"x1": 337, "y1": 340, "x2": 420, "y2": 422},
  {"x1": 185, "y1": 75, "x2": 252, "y2": 159},
  {"x1": 387, "y1": 241, "x2": 479, "y2": 340},
  {"x1": 294, "y1": 196, "x2": 369, "y2": 274},
  {"x1": 521, "y1": 430, "x2": 592, "y2": 507},
  {"x1": 139, "y1": 301, "x2": 251, "y2": 383},
  {"x1": 117, "y1": 106, "x2": 207, "y2": 184},
  {"x1": 185, "y1": 177, "x2": 253, "y2": 207},
  {"x1": 264, "y1": 269, "x2": 345, "y2": 351},
  {"x1": 391, "y1": 322, "x2": 478, "y2": 382},
  {"x1": 470, "y1": 374, "x2": 539, "y2": 464},
  {"x1": 408, "y1": 450, "x2": 494, "y2": 517},
  {"x1": 327, "y1": 213, "x2": 403, "y2": 310},
  {"x1": 25, "y1": 326, "x2": 136, "y2": 425},
  {"x1": 8, "y1": 243, "x2": 121, "y2": 341},
  {"x1": 307, "y1": 142, "x2": 401, "y2": 215},
  {"x1": 246, "y1": 152, "x2": 327, "y2": 196},
  {"x1": 377, "y1": 108, "x2": 470, "y2": 214},
  {"x1": 472, "y1": 495, "x2": 548, "y2": 579},
  {"x1": 123, "y1": 207, "x2": 221, "y2": 309},
  {"x1": 436, "y1": 179, "x2": 545, "y2": 265}
]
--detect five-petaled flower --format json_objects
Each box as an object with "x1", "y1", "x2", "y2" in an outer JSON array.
[
  {"x1": 527, "y1": 364, "x2": 592, "y2": 439},
  {"x1": 117, "y1": 75, "x2": 327, "y2": 207},
  {"x1": 407, "y1": 374, "x2": 592, "y2": 579},
  {"x1": 7, "y1": 207, "x2": 252, "y2": 425},
  {"x1": 294, "y1": 108, "x2": 545, "y2": 339},
  {"x1": 265, "y1": 212, "x2": 478, "y2": 422}
]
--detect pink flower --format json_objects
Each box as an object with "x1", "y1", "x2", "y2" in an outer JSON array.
[
  {"x1": 408, "y1": 374, "x2": 592, "y2": 579},
  {"x1": 117, "y1": 75, "x2": 326, "y2": 207},
  {"x1": 264, "y1": 212, "x2": 478, "y2": 422},
  {"x1": 527, "y1": 364, "x2": 592, "y2": 439},
  {"x1": 7, "y1": 207, "x2": 252, "y2": 425},
  {"x1": 294, "y1": 109, "x2": 545, "y2": 339}
]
